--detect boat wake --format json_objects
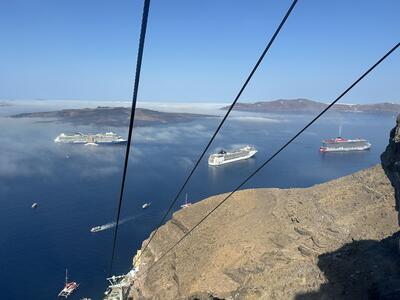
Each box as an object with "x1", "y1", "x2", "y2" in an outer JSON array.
[{"x1": 90, "y1": 214, "x2": 143, "y2": 233}]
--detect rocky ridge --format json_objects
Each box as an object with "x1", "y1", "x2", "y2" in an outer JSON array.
[
  {"x1": 222, "y1": 99, "x2": 400, "y2": 114},
  {"x1": 11, "y1": 107, "x2": 214, "y2": 127}
]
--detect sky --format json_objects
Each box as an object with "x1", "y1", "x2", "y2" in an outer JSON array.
[{"x1": 0, "y1": 0, "x2": 399, "y2": 103}]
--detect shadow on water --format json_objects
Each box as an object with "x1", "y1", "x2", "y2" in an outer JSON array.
[{"x1": 297, "y1": 122, "x2": 400, "y2": 300}]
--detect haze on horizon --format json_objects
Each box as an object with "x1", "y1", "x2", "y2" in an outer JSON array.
[{"x1": 0, "y1": 0, "x2": 399, "y2": 104}]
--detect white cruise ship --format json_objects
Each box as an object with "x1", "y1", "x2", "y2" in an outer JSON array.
[
  {"x1": 208, "y1": 146, "x2": 257, "y2": 166},
  {"x1": 54, "y1": 132, "x2": 127, "y2": 145}
]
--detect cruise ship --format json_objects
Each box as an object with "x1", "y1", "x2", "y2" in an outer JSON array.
[
  {"x1": 208, "y1": 146, "x2": 257, "y2": 166},
  {"x1": 319, "y1": 137, "x2": 371, "y2": 152},
  {"x1": 54, "y1": 132, "x2": 127, "y2": 145}
]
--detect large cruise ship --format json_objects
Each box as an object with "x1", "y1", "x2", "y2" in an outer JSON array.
[
  {"x1": 54, "y1": 132, "x2": 127, "y2": 145},
  {"x1": 208, "y1": 146, "x2": 257, "y2": 166},
  {"x1": 319, "y1": 137, "x2": 371, "y2": 152}
]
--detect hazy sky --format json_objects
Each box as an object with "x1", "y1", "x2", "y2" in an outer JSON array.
[{"x1": 0, "y1": 0, "x2": 399, "y2": 103}]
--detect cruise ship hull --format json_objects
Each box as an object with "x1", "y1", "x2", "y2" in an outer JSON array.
[
  {"x1": 54, "y1": 132, "x2": 127, "y2": 145},
  {"x1": 208, "y1": 148, "x2": 257, "y2": 166},
  {"x1": 319, "y1": 137, "x2": 371, "y2": 153},
  {"x1": 320, "y1": 143, "x2": 371, "y2": 152},
  {"x1": 55, "y1": 139, "x2": 127, "y2": 145}
]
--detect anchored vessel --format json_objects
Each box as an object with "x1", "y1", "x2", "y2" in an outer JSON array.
[
  {"x1": 142, "y1": 202, "x2": 151, "y2": 209},
  {"x1": 54, "y1": 132, "x2": 127, "y2": 145},
  {"x1": 320, "y1": 137, "x2": 371, "y2": 152},
  {"x1": 58, "y1": 269, "x2": 78, "y2": 298},
  {"x1": 208, "y1": 146, "x2": 257, "y2": 166},
  {"x1": 180, "y1": 193, "x2": 192, "y2": 209}
]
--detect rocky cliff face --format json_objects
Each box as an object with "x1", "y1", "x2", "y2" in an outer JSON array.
[
  {"x1": 381, "y1": 114, "x2": 400, "y2": 226},
  {"x1": 127, "y1": 120, "x2": 400, "y2": 300}
]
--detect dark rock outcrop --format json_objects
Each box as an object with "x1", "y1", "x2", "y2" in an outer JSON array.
[{"x1": 381, "y1": 114, "x2": 400, "y2": 226}]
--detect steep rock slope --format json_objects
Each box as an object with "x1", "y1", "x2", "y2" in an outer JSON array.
[{"x1": 129, "y1": 163, "x2": 399, "y2": 299}]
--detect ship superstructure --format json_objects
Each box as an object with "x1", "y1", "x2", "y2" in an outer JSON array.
[
  {"x1": 208, "y1": 146, "x2": 257, "y2": 166},
  {"x1": 320, "y1": 137, "x2": 371, "y2": 152},
  {"x1": 54, "y1": 132, "x2": 127, "y2": 145}
]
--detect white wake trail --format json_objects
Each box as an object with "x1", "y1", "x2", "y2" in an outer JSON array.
[{"x1": 90, "y1": 212, "x2": 145, "y2": 233}]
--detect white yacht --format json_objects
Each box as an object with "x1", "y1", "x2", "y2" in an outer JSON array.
[
  {"x1": 180, "y1": 193, "x2": 192, "y2": 209},
  {"x1": 208, "y1": 146, "x2": 257, "y2": 166}
]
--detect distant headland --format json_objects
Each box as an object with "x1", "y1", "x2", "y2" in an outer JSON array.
[
  {"x1": 10, "y1": 106, "x2": 215, "y2": 127},
  {"x1": 221, "y1": 99, "x2": 400, "y2": 114}
]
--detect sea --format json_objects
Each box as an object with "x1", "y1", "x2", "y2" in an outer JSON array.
[{"x1": 0, "y1": 100, "x2": 396, "y2": 299}]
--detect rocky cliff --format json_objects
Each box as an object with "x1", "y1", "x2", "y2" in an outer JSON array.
[
  {"x1": 381, "y1": 114, "x2": 400, "y2": 227},
  {"x1": 127, "y1": 121, "x2": 400, "y2": 300}
]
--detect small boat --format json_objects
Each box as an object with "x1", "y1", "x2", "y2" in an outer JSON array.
[
  {"x1": 142, "y1": 202, "x2": 151, "y2": 209},
  {"x1": 180, "y1": 193, "x2": 192, "y2": 209},
  {"x1": 58, "y1": 269, "x2": 78, "y2": 298},
  {"x1": 90, "y1": 226, "x2": 103, "y2": 233},
  {"x1": 31, "y1": 203, "x2": 38, "y2": 209},
  {"x1": 90, "y1": 223, "x2": 115, "y2": 233}
]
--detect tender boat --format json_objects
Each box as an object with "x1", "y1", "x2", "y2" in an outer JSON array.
[
  {"x1": 142, "y1": 203, "x2": 151, "y2": 209},
  {"x1": 31, "y1": 203, "x2": 38, "y2": 209},
  {"x1": 90, "y1": 223, "x2": 114, "y2": 233},
  {"x1": 90, "y1": 226, "x2": 102, "y2": 233}
]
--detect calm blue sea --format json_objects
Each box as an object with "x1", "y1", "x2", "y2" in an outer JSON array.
[{"x1": 0, "y1": 102, "x2": 396, "y2": 299}]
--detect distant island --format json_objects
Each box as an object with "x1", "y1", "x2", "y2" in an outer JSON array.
[
  {"x1": 221, "y1": 98, "x2": 400, "y2": 114},
  {"x1": 11, "y1": 106, "x2": 214, "y2": 127}
]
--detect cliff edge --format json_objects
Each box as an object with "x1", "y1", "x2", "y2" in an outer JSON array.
[{"x1": 128, "y1": 121, "x2": 400, "y2": 300}]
